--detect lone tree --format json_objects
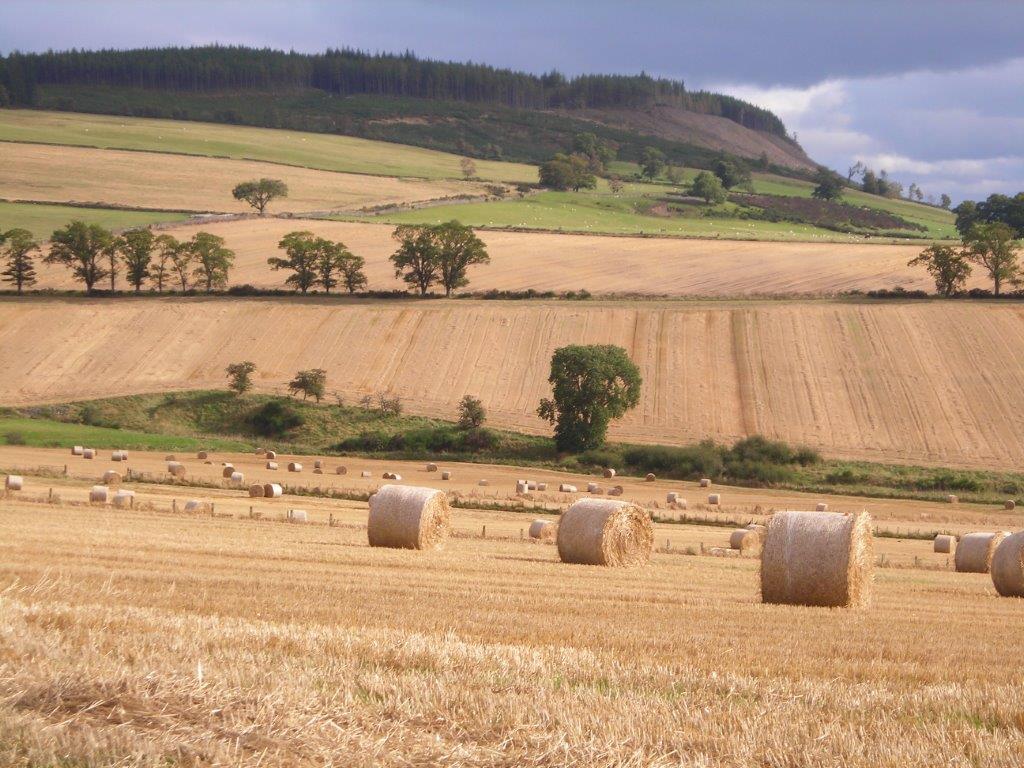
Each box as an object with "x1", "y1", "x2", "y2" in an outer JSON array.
[
  {"x1": 116, "y1": 227, "x2": 156, "y2": 293},
  {"x1": 908, "y1": 244, "x2": 972, "y2": 297},
  {"x1": 0, "y1": 228, "x2": 39, "y2": 293},
  {"x1": 232, "y1": 178, "x2": 288, "y2": 216},
  {"x1": 639, "y1": 147, "x2": 666, "y2": 180},
  {"x1": 46, "y1": 220, "x2": 114, "y2": 292},
  {"x1": 713, "y1": 158, "x2": 751, "y2": 190},
  {"x1": 691, "y1": 171, "x2": 727, "y2": 204},
  {"x1": 539, "y1": 153, "x2": 596, "y2": 191},
  {"x1": 391, "y1": 224, "x2": 440, "y2": 295},
  {"x1": 288, "y1": 368, "x2": 327, "y2": 402},
  {"x1": 189, "y1": 232, "x2": 234, "y2": 292},
  {"x1": 225, "y1": 361, "x2": 256, "y2": 395},
  {"x1": 271, "y1": 231, "x2": 321, "y2": 293},
  {"x1": 940, "y1": 193, "x2": 952, "y2": 210},
  {"x1": 537, "y1": 344, "x2": 642, "y2": 453},
  {"x1": 433, "y1": 221, "x2": 489, "y2": 296},
  {"x1": 457, "y1": 395, "x2": 486, "y2": 429},
  {"x1": 964, "y1": 222, "x2": 1021, "y2": 296},
  {"x1": 811, "y1": 168, "x2": 844, "y2": 201},
  {"x1": 460, "y1": 157, "x2": 477, "y2": 179}
]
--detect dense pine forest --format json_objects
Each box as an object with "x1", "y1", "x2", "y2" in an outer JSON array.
[{"x1": 0, "y1": 46, "x2": 788, "y2": 136}]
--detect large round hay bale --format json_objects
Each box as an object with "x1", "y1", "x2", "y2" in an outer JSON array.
[
  {"x1": 699, "y1": 478, "x2": 711, "y2": 488},
  {"x1": 536, "y1": 482, "x2": 547, "y2": 491},
  {"x1": 586, "y1": 482, "x2": 600, "y2": 494},
  {"x1": 71, "y1": 445, "x2": 84, "y2": 456},
  {"x1": 529, "y1": 519, "x2": 557, "y2": 540},
  {"x1": 991, "y1": 532, "x2": 1024, "y2": 597},
  {"x1": 266, "y1": 461, "x2": 278, "y2": 470},
  {"x1": 708, "y1": 493, "x2": 721, "y2": 505},
  {"x1": 667, "y1": 492, "x2": 679, "y2": 504},
  {"x1": 441, "y1": 471, "x2": 451, "y2": 480},
  {"x1": 263, "y1": 483, "x2": 283, "y2": 499},
  {"x1": 265, "y1": 450, "x2": 277, "y2": 460},
  {"x1": 230, "y1": 471, "x2": 244, "y2": 484},
  {"x1": 5, "y1": 475, "x2": 24, "y2": 491},
  {"x1": 556, "y1": 499, "x2": 653, "y2": 567},
  {"x1": 82, "y1": 448, "x2": 95, "y2": 459},
  {"x1": 760, "y1": 511, "x2": 873, "y2": 608},
  {"x1": 111, "y1": 450, "x2": 127, "y2": 462},
  {"x1": 1005, "y1": 500, "x2": 1016, "y2": 511},
  {"x1": 367, "y1": 484, "x2": 450, "y2": 550},
  {"x1": 167, "y1": 461, "x2": 186, "y2": 478},
  {"x1": 603, "y1": 468, "x2": 616, "y2": 479},
  {"x1": 197, "y1": 451, "x2": 209, "y2": 460},
  {"x1": 249, "y1": 483, "x2": 265, "y2": 498},
  {"x1": 955, "y1": 531, "x2": 1009, "y2": 573},
  {"x1": 222, "y1": 466, "x2": 236, "y2": 478},
  {"x1": 426, "y1": 463, "x2": 438, "y2": 472},
  {"x1": 102, "y1": 470, "x2": 121, "y2": 485},
  {"x1": 89, "y1": 485, "x2": 108, "y2": 503},
  {"x1": 730, "y1": 528, "x2": 762, "y2": 555},
  {"x1": 607, "y1": 485, "x2": 623, "y2": 496},
  {"x1": 314, "y1": 460, "x2": 323, "y2": 470},
  {"x1": 947, "y1": 494, "x2": 958, "y2": 504},
  {"x1": 112, "y1": 490, "x2": 135, "y2": 508},
  {"x1": 933, "y1": 534, "x2": 956, "y2": 554},
  {"x1": 336, "y1": 466, "x2": 347, "y2": 475},
  {"x1": 288, "y1": 462, "x2": 303, "y2": 473}
]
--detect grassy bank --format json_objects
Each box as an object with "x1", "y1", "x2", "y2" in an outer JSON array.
[
  {"x1": 0, "y1": 199, "x2": 189, "y2": 241},
  {"x1": 4, "y1": 391, "x2": 1023, "y2": 506}
]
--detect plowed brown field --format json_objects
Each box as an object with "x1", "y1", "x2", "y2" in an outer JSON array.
[
  {"x1": 3, "y1": 296, "x2": 1023, "y2": 469},
  {"x1": 29, "y1": 218, "x2": 969, "y2": 296},
  {"x1": 1, "y1": 143, "x2": 491, "y2": 214}
]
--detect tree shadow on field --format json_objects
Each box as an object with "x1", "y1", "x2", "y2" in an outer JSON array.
[{"x1": 490, "y1": 554, "x2": 558, "y2": 565}]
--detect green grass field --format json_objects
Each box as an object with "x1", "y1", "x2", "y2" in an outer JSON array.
[
  {"x1": 0, "y1": 416, "x2": 249, "y2": 453},
  {"x1": 0, "y1": 200, "x2": 189, "y2": 241},
  {"x1": 0, "y1": 109, "x2": 538, "y2": 184}
]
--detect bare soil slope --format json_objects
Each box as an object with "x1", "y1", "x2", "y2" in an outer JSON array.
[{"x1": 2, "y1": 296, "x2": 1022, "y2": 469}]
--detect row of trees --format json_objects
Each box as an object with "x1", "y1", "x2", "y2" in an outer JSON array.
[
  {"x1": 847, "y1": 162, "x2": 951, "y2": 208},
  {"x1": 270, "y1": 232, "x2": 366, "y2": 293},
  {"x1": 1, "y1": 46, "x2": 788, "y2": 135},
  {"x1": 389, "y1": 222, "x2": 490, "y2": 296},
  {"x1": 954, "y1": 193, "x2": 1024, "y2": 239},
  {"x1": 910, "y1": 223, "x2": 1022, "y2": 296}
]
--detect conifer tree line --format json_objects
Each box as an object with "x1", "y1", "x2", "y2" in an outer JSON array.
[{"x1": 0, "y1": 46, "x2": 787, "y2": 136}]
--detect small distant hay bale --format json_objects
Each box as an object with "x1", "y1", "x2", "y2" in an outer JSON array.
[
  {"x1": 441, "y1": 471, "x2": 451, "y2": 480},
  {"x1": 933, "y1": 534, "x2": 956, "y2": 554},
  {"x1": 729, "y1": 528, "x2": 762, "y2": 555},
  {"x1": 288, "y1": 462, "x2": 303, "y2": 472},
  {"x1": 955, "y1": 531, "x2": 1009, "y2": 573},
  {"x1": 667, "y1": 492, "x2": 679, "y2": 504},
  {"x1": 102, "y1": 470, "x2": 121, "y2": 485},
  {"x1": 603, "y1": 468, "x2": 616, "y2": 478},
  {"x1": 222, "y1": 466, "x2": 236, "y2": 478},
  {"x1": 361, "y1": 471, "x2": 373, "y2": 478},
  {"x1": 382, "y1": 472, "x2": 403, "y2": 481},
  {"x1": 559, "y1": 483, "x2": 577, "y2": 493},
  {"x1": 263, "y1": 483, "x2": 283, "y2": 499},
  {"x1": 249, "y1": 483, "x2": 265, "y2": 498},
  {"x1": 699, "y1": 478, "x2": 711, "y2": 488},
  {"x1": 947, "y1": 494, "x2": 958, "y2": 504},
  {"x1": 760, "y1": 511, "x2": 873, "y2": 608},
  {"x1": 229, "y1": 471, "x2": 244, "y2": 484},
  {"x1": 336, "y1": 466, "x2": 347, "y2": 475},
  {"x1": 367, "y1": 484, "x2": 450, "y2": 550},
  {"x1": 71, "y1": 445, "x2": 84, "y2": 456},
  {"x1": 82, "y1": 448, "x2": 95, "y2": 459},
  {"x1": 556, "y1": 499, "x2": 653, "y2": 567},
  {"x1": 426, "y1": 463, "x2": 438, "y2": 472},
  {"x1": 816, "y1": 502, "x2": 829, "y2": 512},
  {"x1": 314, "y1": 460, "x2": 323, "y2": 470},
  {"x1": 266, "y1": 461, "x2": 279, "y2": 470},
  {"x1": 89, "y1": 485, "x2": 108, "y2": 503},
  {"x1": 167, "y1": 461, "x2": 186, "y2": 478},
  {"x1": 478, "y1": 479, "x2": 489, "y2": 487},
  {"x1": 112, "y1": 490, "x2": 135, "y2": 508},
  {"x1": 164, "y1": 454, "x2": 175, "y2": 461},
  {"x1": 608, "y1": 485, "x2": 624, "y2": 497},
  {"x1": 536, "y1": 482, "x2": 547, "y2": 491},
  {"x1": 529, "y1": 519, "x2": 557, "y2": 540},
  {"x1": 313, "y1": 468, "x2": 323, "y2": 474},
  {"x1": 527, "y1": 481, "x2": 537, "y2": 491},
  {"x1": 707, "y1": 493, "x2": 721, "y2": 505},
  {"x1": 645, "y1": 473, "x2": 656, "y2": 482},
  {"x1": 288, "y1": 509, "x2": 308, "y2": 523},
  {"x1": 266, "y1": 450, "x2": 277, "y2": 460},
  {"x1": 587, "y1": 482, "x2": 600, "y2": 494},
  {"x1": 5, "y1": 475, "x2": 23, "y2": 491},
  {"x1": 197, "y1": 451, "x2": 209, "y2": 460},
  {"x1": 991, "y1": 532, "x2": 1024, "y2": 597},
  {"x1": 184, "y1": 499, "x2": 210, "y2": 513},
  {"x1": 516, "y1": 480, "x2": 529, "y2": 495},
  {"x1": 111, "y1": 450, "x2": 128, "y2": 462},
  {"x1": 1005, "y1": 500, "x2": 1016, "y2": 511}
]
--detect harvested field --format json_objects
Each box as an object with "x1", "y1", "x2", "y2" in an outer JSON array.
[
  {"x1": 28, "y1": 218, "x2": 971, "y2": 295},
  {"x1": 3, "y1": 297, "x2": 1024, "y2": 470},
  {"x1": 0, "y1": 143, "x2": 493, "y2": 215},
  {"x1": 0, "y1": 447, "x2": 1022, "y2": 766}
]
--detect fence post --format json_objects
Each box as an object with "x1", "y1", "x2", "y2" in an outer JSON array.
[{"x1": 482, "y1": 525, "x2": 487, "y2": 538}]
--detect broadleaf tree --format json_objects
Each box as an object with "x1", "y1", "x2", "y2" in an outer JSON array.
[
  {"x1": 0, "y1": 228, "x2": 39, "y2": 293},
  {"x1": 232, "y1": 178, "x2": 288, "y2": 215},
  {"x1": 46, "y1": 220, "x2": 114, "y2": 292}
]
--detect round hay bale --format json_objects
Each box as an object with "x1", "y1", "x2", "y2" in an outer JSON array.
[
  {"x1": 441, "y1": 471, "x2": 452, "y2": 481},
  {"x1": 586, "y1": 482, "x2": 600, "y2": 494},
  {"x1": 102, "y1": 470, "x2": 121, "y2": 485},
  {"x1": 556, "y1": 499, "x2": 653, "y2": 567},
  {"x1": 478, "y1": 479, "x2": 489, "y2": 487},
  {"x1": 645, "y1": 473, "x2": 656, "y2": 482},
  {"x1": 527, "y1": 481, "x2": 537, "y2": 491},
  {"x1": 730, "y1": 528, "x2": 762, "y2": 555},
  {"x1": 947, "y1": 494, "x2": 958, "y2": 504},
  {"x1": 197, "y1": 451, "x2": 209, "y2": 460},
  {"x1": 536, "y1": 482, "x2": 547, "y2": 492},
  {"x1": 71, "y1": 445, "x2": 84, "y2": 456},
  {"x1": 426, "y1": 463, "x2": 438, "y2": 472},
  {"x1": 263, "y1": 483, "x2": 283, "y2": 499},
  {"x1": 608, "y1": 485, "x2": 624, "y2": 496},
  {"x1": 111, "y1": 450, "x2": 127, "y2": 462},
  {"x1": 289, "y1": 509, "x2": 308, "y2": 523},
  {"x1": 336, "y1": 466, "x2": 347, "y2": 475},
  {"x1": 314, "y1": 460, "x2": 323, "y2": 470},
  {"x1": 288, "y1": 462, "x2": 303, "y2": 473},
  {"x1": 667, "y1": 492, "x2": 679, "y2": 504},
  {"x1": 529, "y1": 519, "x2": 557, "y2": 540},
  {"x1": 603, "y1": 468, "x2": 616, "y2": 479},
  {"x1": 760, "y1": 511, "x2": 873, "y2": 608},
  {"x1": 367, "y1": 484, "x2": 450, "y2": 550},
  {"x1": 89, "y1": 485, "x2": 108, "y2": 503},
  {"x1": 816, "y1": 502, "x2": 829, "y2": 512},
  {"x1": 933, "y1": 534, "x2": 956, "y2": 554},
  {"x1": 82, "y1": 448, "x2": 95, "y2": 459},
  {"x1": 5, "y1": 475, "x2": 24, "y2": 491},
  {"x1": 516, "y1": 480, "x2": 529, "y2": 495},
  {"x1": 266, "y1": 461, "x2": 279, "y2": 470},
  {"x1": 991, "y1": 532, "x2": 1024, "y2": 597},
  {"x1": 249, "y1": 483, "x2": 265, "y2": 498},
  {"x1": 361, "y1": 471, "x2": 373, "y2": 478},
  {"x1": 230, "y1": 471, "x2": 244, "y2": 484},
  {"x1": 112, "y1": 490, "x2": 135, "y2": 508},
  {"x1": 1005, "y1": 500, "x2": 1016, "y2": 511},
  {"x1": 222, "y1": 466, "x2": 236, "y2": 478},
  {"x1": 184, "y1": 499, "x2": 210, "y2": 513},
  {"x1": 164, "y1": 454, "x2": 175, "y2": 461},
  {"x1": 955, "y1": 531, "x2": 1009, "y2": 573},
  {"x1": 699, "y1": 478, "x2": 711, "y2": 488},
  {"x1": 708, "y1": 493, "x2": 721, "y2": 505},
  {"x1": 559, "y1": 483, "x2": 578, "y2": 493},
  {"x1": 167, "y1": 461, "x2": 186, "y2": 478},
  {"x1": 266, "y1": 450, "x2": 277, "y2": 460}
]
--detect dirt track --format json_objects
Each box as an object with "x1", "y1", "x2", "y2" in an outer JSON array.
[{"x1": 2, "y1": 295, "x2": 1023, "y2": 470}]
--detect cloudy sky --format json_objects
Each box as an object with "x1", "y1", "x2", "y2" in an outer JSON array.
[{"x1": 4, "y1": 0, "x2": 1022, "y2": 202}]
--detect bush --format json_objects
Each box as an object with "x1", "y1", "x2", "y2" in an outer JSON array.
[
  {"x1": 3, "y1": 431, "x2": 26, "y2": 445},
  {"x1": 250, "y1": 400, "x2": 304, "y2": 437},
  {"x1": 457, "y1": 395, "x2": 486, "y2": 429}
]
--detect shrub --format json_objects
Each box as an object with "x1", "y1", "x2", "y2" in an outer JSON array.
[
  {"x1": 250, "y1": 400, "x2": 304, "y2": 437},
  {"x1": 457, "y1": 395, "x2": 486, "y2": 429},
  {"x1": 3, "y1": 431, "x2": 26, "y2": 445}
]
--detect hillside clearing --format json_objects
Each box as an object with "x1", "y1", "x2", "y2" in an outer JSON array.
[{"x1": 2, "y1": 296, "x2": 1023, "y2": 470}]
